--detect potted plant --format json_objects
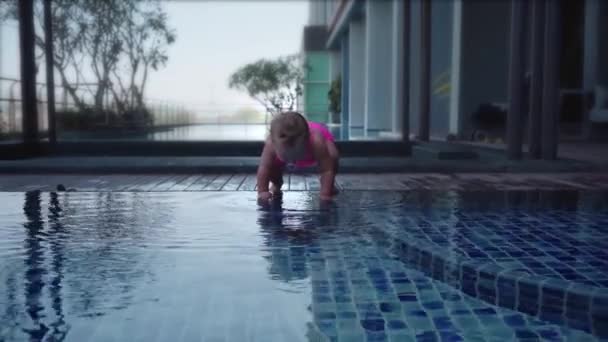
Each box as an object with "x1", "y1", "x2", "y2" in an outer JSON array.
[{"x1": 328, "y1": 75, "x2": 341, "y2": 124}]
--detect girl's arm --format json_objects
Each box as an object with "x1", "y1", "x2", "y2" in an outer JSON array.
[
  {"x1": 312, "y1": 134, "x2": 339, "y2": 200},
  {"x1": 257, "y1": 138, "x2": 276, "y2": 197}
]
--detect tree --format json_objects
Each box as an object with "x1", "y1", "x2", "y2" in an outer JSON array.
[
  {"x1": 110, "y1": 0, "x2": 175, "y2": 114},
  {"x1": 228, "y1": 54, "x2": 306, "y2": 117},
  {"x1": 1, "y1": 0, "x2": 175, "y2": 118}
]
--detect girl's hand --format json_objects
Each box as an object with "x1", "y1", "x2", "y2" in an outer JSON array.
[{"x1": 258, "y1": 191, "x2": 273, "y2": 201}]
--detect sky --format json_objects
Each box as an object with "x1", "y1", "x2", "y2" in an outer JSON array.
[{"x1": 0, "y1": 0, "x2": 309, "y2": 116}]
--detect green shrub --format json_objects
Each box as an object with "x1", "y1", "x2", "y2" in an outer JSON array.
[
  {"x1": 57, "y1": 107, "x2": 154, "y2": 131},
  {"x1": 328, "y1": 76, "x2": 341, "y2": 123}
]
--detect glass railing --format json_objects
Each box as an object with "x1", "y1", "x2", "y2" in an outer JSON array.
[{"x1": 2, "y1": 0, "x2": 407, "y2": 144}]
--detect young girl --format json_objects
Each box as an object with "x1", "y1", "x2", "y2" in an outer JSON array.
[{"x1": 257, "y1": 111, "x2": 339, "y2": 201}]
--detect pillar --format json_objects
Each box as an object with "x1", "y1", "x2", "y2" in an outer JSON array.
[
  {"x1": 448, "y1": 0, "x2": 463, "y2": 136},
  {"x1": 528, "y1": 0, "x2": 545, "y2": 158},
  {"x1": 541, "y1": 0, "x2": 561, "y2": 160},
  {"x1": 418, "y1": 0, "x2": 431, "y2": 141},
  {"x1": 582, "y1": 0, "x2": 599, "y2": 140},
  {"x1": 364, "y1": 0, "x2": 393, "y2": 137},
  {"x1": 18, "y1": 0, "x2": 39, "y2": 145},
  {"x1": 506, "y1": 0, "x2": 528, "y2": 160},
  {"x1": 44, "y1": 0, "x2": 57, "y2": 144},
  {"x1": 598, "y1": 2, "x2": 608, "y2": 87},
  {"x1": 348, "y1": 20, "x2": 365, "y2": 138},
  {"x1": 390, "y1": 0, "x2": 405, "y2": 138},
  {"x1": 400, "y1": 0, "x2": 411, "y2": 141},
  {"x1": 340, "y1": 35, "x2": 350, "y2": 140}
]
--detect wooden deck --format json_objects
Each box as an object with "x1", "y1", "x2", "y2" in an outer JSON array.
[{"x1": 1, "y1": 173, "x2": 608, "y2": 192}]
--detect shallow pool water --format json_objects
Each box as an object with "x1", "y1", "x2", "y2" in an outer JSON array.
[{"x1": 0, "y1": 191, "x2": 606, "y2": 341}]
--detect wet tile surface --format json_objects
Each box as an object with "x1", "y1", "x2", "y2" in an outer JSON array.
[
  {"x1": 1, "y1": 173, "x2": 608, "y2": 192},
  {"x1": 0, "y1": 191, "x2": 607, "y2": 341}
]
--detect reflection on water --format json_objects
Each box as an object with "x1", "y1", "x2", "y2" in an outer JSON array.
[
  {"x1": 257, "y1": 195, "x2": 342, "y2": 283},
  {"x1": 1, "y1": 192, "x2": 177, "y2": 341},
  {"x1": 0, "y1": 191, "x2": 606, "y2": 341}
]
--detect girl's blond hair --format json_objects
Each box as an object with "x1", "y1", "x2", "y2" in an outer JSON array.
[{"x1": 269, "y1": 111, "x2": 309, "y2": 146}]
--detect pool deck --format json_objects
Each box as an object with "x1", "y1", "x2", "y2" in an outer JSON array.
[{"x1": 1, "y1": 172, "x2": 608, "y2": 192}]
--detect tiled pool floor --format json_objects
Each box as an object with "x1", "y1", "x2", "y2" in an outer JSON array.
[{"x1": 0, "y1": 191, "x2": 606, "y2": 341}]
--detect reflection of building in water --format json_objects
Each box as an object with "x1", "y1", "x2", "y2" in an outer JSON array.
[
  {"x1": 1, "y1": 191, "x2": 175, "y2": 341},
  {"x1": 257, "y1": 199, "x2": 341, "y2": 283},
  {"x1": 257, "y1": 207, "x2": 317, "y2": 282}
]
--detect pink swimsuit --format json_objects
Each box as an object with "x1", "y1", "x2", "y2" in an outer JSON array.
[{"x1": 274, "y1": 122, "x2": 334, "y2": 168}]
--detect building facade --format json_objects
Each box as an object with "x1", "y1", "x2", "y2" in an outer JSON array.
[
  {"x1": 305, "y1": 0, "x2": 608, "y2": 148},
  {"x1": 299, "y1": 2, "x2": 335, "y2": 124}
]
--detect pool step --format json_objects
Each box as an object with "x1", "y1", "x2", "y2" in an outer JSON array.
[
  {"x1": 390, "y1": 238, "x2": 608, "y2": 338},
  {"x1": 365, "y1": 197, "x2": 608, "y2": 339}
]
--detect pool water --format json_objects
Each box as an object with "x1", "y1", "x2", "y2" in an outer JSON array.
[{"x1": 0, "y1": 191, "x2": 606, "y2": 341}]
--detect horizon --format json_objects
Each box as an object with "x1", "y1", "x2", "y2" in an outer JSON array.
[{"x1": 0, "y1": 1, "x2": 309, "y2": 118}]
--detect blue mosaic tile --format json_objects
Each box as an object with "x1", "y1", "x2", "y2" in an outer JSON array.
[
  {"x1": 360, "y1": 319, "x2": 385, "y2": 332},
  {"x1": 438, "y1": 330, "x2": 464, "y2": 342},
  {"x1": 317, "y1": 320, "x2": 338, "y2": 337},
  {"x1": 422, "y1": 301, "x2": 444, "y2": 311},
  {"x1": 515, "y1": 329, "x2": 541, "y2": 339},
  {"x1": 407, "y1": 310, "x2": 429, "y2": 318},
  {"x1": 433, "y1": 316, "x2": 456, "y2": 331},
  {"x1": 316, "y1": 312, "x2": 337, "y2": 320},
  {"x1": 416, "y1": 331, "x2": 439, "y2": 342},
  {"x1": 4, "y1": 191, "x2": 608, "y2": 341},
  {"x1": 379, "y1": 302, "x2": 401, "y2": 313},
  {"x1": 591, "y1": 311, "x2": 608, "y2": 337},
  {"x1": 399, "y1": 293, "x2": 418, "y2": 302},
  {"x1": 449, "y1": 309, "x2": 471, "y2": 316},
  {"x1": 387, "y1": 319, "x2": 407, "y2": 330}
]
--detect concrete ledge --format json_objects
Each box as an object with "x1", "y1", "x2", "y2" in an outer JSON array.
[
  {"x1": 415, "y1": 142, "x2": 479, "y2": 160},
  {"x1": 0, "y1": 156, "x2": 605, "y2": 174}
]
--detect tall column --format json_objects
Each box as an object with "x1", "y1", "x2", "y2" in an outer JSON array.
[
  {"x1": 400, "y1": 0, "x2": 411, "y2": 142},
  {"x1": 506, "y1": 0, "x2": 528, "y2": 160},
  {"x1": 348, "y1": 21, "x2": 365, "y2": 138},
  {"x1": 448, "y1": 0, "x2": 463, "y2": 137},
  {"x1": 598, "y1": 2, "x2": 608, "y2": 87},
  {"x1": 18, "y1": 0, "x2": 39, "y2": 145},
  {"x1": 341, "y1": 34, "x2": 350, "y2": 140},
  {"x1": 44, "y1": 0, "x2": 57, "y2": 144},
  {"x1": 528, "y1": 0, "x2": 545, "y2": 158},
  {"x1": 364, "y1": 0, "x2": 393, "y2": 137},
  {"x1": 390, "y1": 0, "x2": 405, "y2": 138},
  {"x1": 418, "y1": 0, "x2": 431, "y2": 141},
  {"x1": 582, "y1": 0, "x2": 599, "y2": 140},
  {"x1": 541, "y1": 0, "x2": 561, "y2": 160}
]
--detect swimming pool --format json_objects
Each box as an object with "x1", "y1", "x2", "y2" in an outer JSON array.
[{"x1": 0, "y1": 191, "x2": 606, "y2": 341}]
